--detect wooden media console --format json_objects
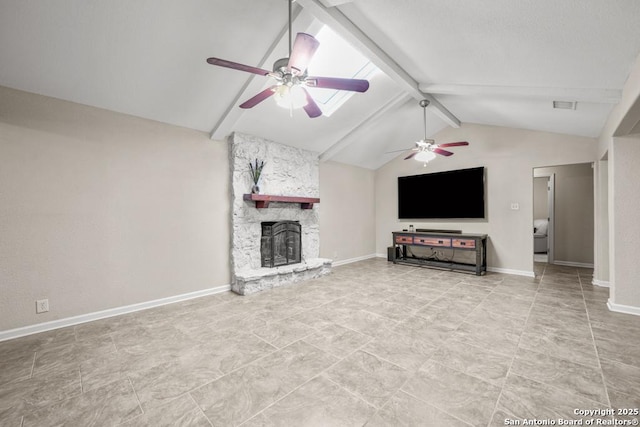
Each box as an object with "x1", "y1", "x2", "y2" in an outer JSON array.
[{"x1": 391, "y1": 231, "x2": 487, "y2": 275}]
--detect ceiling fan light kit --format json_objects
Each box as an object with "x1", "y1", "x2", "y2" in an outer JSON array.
[
  {"x1": 414, "y1": 150, "x2": 436, "y2": 164},
  {"x1": 274, "y1": 84, "x2": 307, "y2": 109},
  {"x1": 205, "y1": 0, "x2": 370, "y2": 118}
]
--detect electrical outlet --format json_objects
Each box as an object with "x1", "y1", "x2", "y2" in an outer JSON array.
[
  {"x1": 36, "y1": 299, "x2": 49, "y2": 314},
  {"x1": 510, "y1": 202, "x2": 520, "y2": 210}
]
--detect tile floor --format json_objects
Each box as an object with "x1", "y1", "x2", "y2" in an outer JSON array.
[{"x1": 1, "y1": 259, "x2": 640, "y2": 426}]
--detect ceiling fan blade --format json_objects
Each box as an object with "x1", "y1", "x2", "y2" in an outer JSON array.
[
  {"x1": 206, "y1": 57, "x2": 271, "y2": 76},
  {"x1": 239, "y1": 86, "x2": 277, "y2": 109},
  {"x1": 302, "y1": 88, "x2": 322, "y2": 118},
  {"x1": 306, "y1": 76, "x2": 370, "y2": 93},
  {"x1": 433, "y1": 148, "x2": 454, "y2": 157},
  {"x1": 437, "y1": 141, "x2": 469, "y2": 148},
  {"x1": 404, "y1": 152, "x2": 418, "y2": 160},
  {"x1": 385, "y1": 148, "x2": 415, "y2": 154},
  {"x1": 288, "y1": 33, "x2": 320, "y2": 74}
]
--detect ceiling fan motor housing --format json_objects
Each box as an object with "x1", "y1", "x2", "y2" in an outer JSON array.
[{"x1": 273, "y1": 58, "x2": 290, "y2": 73}]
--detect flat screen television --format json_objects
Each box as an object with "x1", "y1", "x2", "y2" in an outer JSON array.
[{"x1": 398, "y1": 166, "x2": 485, "y2": 219}]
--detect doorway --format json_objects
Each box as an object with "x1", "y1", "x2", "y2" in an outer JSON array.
[
  {"x1": 533, "y1": 173, "x2": 554, "y2": 264},
  {"x1": 533, "y1": 163, "x2": 595, "y2": 268}
]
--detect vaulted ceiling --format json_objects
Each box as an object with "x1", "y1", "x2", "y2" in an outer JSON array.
[{"x1": 1, "y1": 0, "x2": 639, "y2": 169}]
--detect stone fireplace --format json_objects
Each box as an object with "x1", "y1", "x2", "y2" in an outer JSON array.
[
  {"x1": 261, "y1": 221, "x2": 301, "y2": 268},
  {"x1": 228, "y1": 132, "x2": 331, "y2": 295}
]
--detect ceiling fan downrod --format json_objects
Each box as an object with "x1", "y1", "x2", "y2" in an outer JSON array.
[
  {"x1": 288, "y1": 0, "x2": 293, "y2": 57},
  {"x1": 420, "y1": 99, "x2": 430, "y2": 141}
]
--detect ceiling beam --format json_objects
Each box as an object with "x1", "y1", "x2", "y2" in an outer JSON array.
[
  {"x1": 419, "y1": 84, "x2": 622, "y2": 104},
  {"x1": 613, "y1": 95, "x2": 640, "y2": 136},
  {"x1": 319, "y1": 92, "x2": 411, "y2": 162},
  {"x1": 295, "y1": 0, "x2": 460, "y2": 128},
  {"x1": 210, "y1": 6, "x2": 305, "y2": 140}
]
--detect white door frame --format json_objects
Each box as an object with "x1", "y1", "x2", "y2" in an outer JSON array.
[
  {"x1": 547, "y1": 173, "x2": 555, "y2": 264},
  {"x1": 533, "y1": 172, "x2": 555, "y2": 263}
]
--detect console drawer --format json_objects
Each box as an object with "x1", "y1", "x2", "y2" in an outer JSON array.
[
  {"x1": 415, "y1": 237, "x2": 451, "y2": 247},
  {"x1": 395, "y1": 235, "x2": 413, "y2": 244},
  {"x1": 452, "y1": 239, "x2": 476, "y2": 249}
]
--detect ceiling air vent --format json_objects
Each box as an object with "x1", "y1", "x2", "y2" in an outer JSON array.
[{"x1": 553, "y1": 101, "x2": 577, "y2": 110}]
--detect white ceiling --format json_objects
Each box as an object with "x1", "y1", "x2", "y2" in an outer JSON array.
[{"x1": 1, "y1": 0, "x2": 639, "y2": 169}]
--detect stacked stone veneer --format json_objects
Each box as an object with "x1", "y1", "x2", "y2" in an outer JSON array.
[{"x1": 229, "y1": 132, "x2": 331, "y2": 295}]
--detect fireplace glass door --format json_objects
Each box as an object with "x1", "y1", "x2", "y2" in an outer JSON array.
[{"x1": 261, "y1": 221, "x2": 301, "y2": 268}]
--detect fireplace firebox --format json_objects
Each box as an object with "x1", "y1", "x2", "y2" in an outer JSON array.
[{"x1": 261, "y1": 221, "x2": 301, "y2": 268}]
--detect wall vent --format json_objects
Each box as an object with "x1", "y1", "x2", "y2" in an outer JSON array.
[{"x1": 553, "y1": 101, "x2": 577, "y2": 110}]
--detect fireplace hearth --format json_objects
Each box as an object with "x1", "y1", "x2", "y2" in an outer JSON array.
[{"x1": 261, "y1": 221, "x2": 301, "y2": 268}]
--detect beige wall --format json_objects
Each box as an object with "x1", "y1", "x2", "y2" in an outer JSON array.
[
  {"x1": 375, "y1": 123, "x2": 597, "y2": 275},
  {"x1": 533, "y1": 177, "x2": 549, "y2": 221},
  {"x1": 319, "y1": 161, "x2": 376, "y2": 263},
  {"x1": 594, "y1": 159, "x2": 609, "y2": 284},
  {"x1": 596, "y1": 53, "x2": 640, "y2": 311},
  {"x1": 0, "y1": 86, "x2": 231, "y2": 331},
  {"x1": 610, "y1": 136, "x2": 640, "y2": 308},
  {"x1": 535, "y1": 164, "x2": 594, "y2": 265}
]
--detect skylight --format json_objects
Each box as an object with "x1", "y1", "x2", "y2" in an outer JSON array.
[{"x1": 305, "y1": 25, "x2": 379, "y2": 117}]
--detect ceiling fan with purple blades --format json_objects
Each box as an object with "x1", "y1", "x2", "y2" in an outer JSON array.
[
  {"x1": 388, "y1": 100, "x2": 469, "y2": 163},
  {"x1": 206, "y1": 1, "x2": 369, "y2": 118},
  {"x1": 402, "y1": 140, "x2": 469, "y2": 160}
]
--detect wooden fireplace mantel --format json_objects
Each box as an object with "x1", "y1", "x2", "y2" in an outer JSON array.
[{"x1": 243, "y1": 194, "x2": 320, "y2": 209}]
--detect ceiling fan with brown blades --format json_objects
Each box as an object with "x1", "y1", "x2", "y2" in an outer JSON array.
[
  {"x1": 390, "y1": 100, "x2": 469, "y2": 164},
  {"x1": 206, "y1": 0, "x2": 370, "y2": 118}
]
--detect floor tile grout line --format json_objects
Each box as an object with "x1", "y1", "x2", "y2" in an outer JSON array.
[
  {"x1": 305, "y1": 332, "x2": 375, "y2": 360},
  {"x1": 324, "y1": 371, "x2": 380, "y2": 409},
  {"x1": 28, "y1": 351, "x2": 36, "y2": 379},
  {"x1": 515, "y1": 341, "x2": 604, "y2": 371},
  {"x1": 432, "y1": 337, "x2": 515, "y2": 373},
  {"x1": 109, "y1": 332, "x2": 121, "y2": 352},
  {"x1": 186, "y1": 336, "x2": 319, "y2": 398},
  {"x1": 508, "y1": 370, "x2": 610, "y2": 407},
  {"x1": 485, "y1": 262, "x2": 543, "y2": 426},
  {"x1": 421, "y1": 355, "x2": 510, "y2": 392},
  {"x1": 357, "y1": 347, "x2": 417, "y2": 373},
  {"x1": 188, "y1": 391, "x2": 214, "y2": 427},
  {"x1": 595, "y1": 356, "x2": 640, "y2": 402},
  {"x1": 249, "y1": 331, "x2": 289, "y2": 351},
  {"x1": 236, "y1": 339, "x2": 371, "y2": 426},
  {"x1": 598, "y1": 354, "x2": 640, "y2": 370},
  {"x1": 579, "y1": 268, "x2": 613, "y2": 408},
  {"x1": 398, "y1": 386, "x2": 475, "y2": 427},
  {"x1": 78, "y1": 364, "x2": 86, "y2": 395},
  {"x1": 314, "y1": 318, "x2": 378, "y2": 340},
  {"x1": 126, "y1": 375, "x2": 145, "y2": 416}
]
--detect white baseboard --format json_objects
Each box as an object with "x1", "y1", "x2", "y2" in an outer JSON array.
[
  {"x1": 0, "y1": 284, "x2": 231, "y2": 342},
  {"x1": 607, "y1": 299, "x2": 640, "y2": 317},
  {"x1": 487, "y1": 267, "x2": 536, "y2": 278},
  {"x1": 376, "y1": 253, "x2": 387, "y2": 259},
  {"x1": 553, "y1": 260, "x2": 594, "y2": 269},
  {"x1": 592, "y1": 279, "x2": 610, "y2": 288},
  {"x1": 332, "y1": 253, "x2": 378, "y2": 267}
]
